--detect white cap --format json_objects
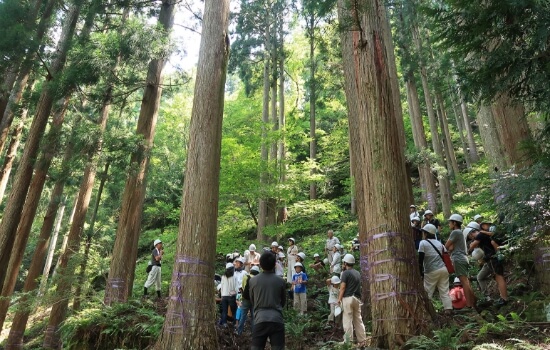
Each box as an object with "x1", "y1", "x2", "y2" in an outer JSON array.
[
  {"x1": 297, "y1": 252, "x2": 306, "y2": 260},
  {"x1": 466, "y1": 222, "x2": 481, "y2": 231},
  {"x1": 421, "y1": 224, "x2": 437, "y2": 236},
  {"x1": 225, "y1": 262, "x2": 234, "y2": 269},
  {"x1": 323, "y1": 258, "x2": 329, "y2": 265},
  {"x1": 154, "y1": 239, "x2": 162, "y2": 246},
  {"x1": 448, "y1": 214, "x2": 463, "y2": 223},
  {"x1": 410, "y1": 204, "x2": 416, "y2": 208},
  {"x1": 342, "y1": 254, "x2": 355, "y2": 264},
  {"x1": 278, "y1": 246, "x2": 284, "y2": 250},
  {"x1": 249, "y1": 244, "x2": 256, "y2": 251},
  {"x1": 271, "y1": 241, "x2": 278, "y2": 247},
  {"x1": 453, "y1": 277, "x2": 461, "y2": 284},
  {"x1": 411, "y1": 216, "x2": 421, "y2": 222},
  {"x1": 330, "y1": 276, "x2": 341, "y2": 284},
  {"x1": 251, "y1": 266, "x2": 260, "y2": 273},
  {"x1": 278, "y1": 252, "x2": 285, "y2": 258},
  {"x1": 294, "y1": 262, "x2": 303, "y2": 268},
  {"x1": 313, "y1": 253, "x2": 320, "y2": 258},
  {"x1": 288, "y1": 237, "x2": 295, "y2": 243},
  {"x1": 473, "y1": 214, "x2": 483, "y2": 221},
  {"x1": 333, "y1": 244, "x2": 341, "y2": 250},
  {"x1": 424, "y1": 210, "x2": 433, "y2": 216},
  {"x1": 237, "y1": 257, "x2": 246, "y2": 264}
]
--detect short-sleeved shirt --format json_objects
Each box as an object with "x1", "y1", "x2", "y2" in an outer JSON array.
[
  {"x1": 292, "y1": 272, "x2": 308, "y2": 294},
  {"x1": 475, "y1": 233, "x2": 496, "y2": 260},
  {"x1": 328, "y1": 285, "x2": 339, "y2": 303},
  {"x1": 340, "y1": 268, "x2": 361, "y2": 298},
  {"x1": 151, "y1": 248, "x2": 161, "y2": 266},
  {"x1": 250, "y1": 271, "x2": 286, "y2": 324},
  {"x1": 326, "y1": 237, "x2": 340, "y2": 250},
  {"x1": 418, "y1": 239, "x2": 446, "y2": 273},
  {"x1": 331, "y1": 252, "x2": 342, "y2": 273},
  {"x1": 448, "y1": 229, "x2": 468, "y2": 263}
]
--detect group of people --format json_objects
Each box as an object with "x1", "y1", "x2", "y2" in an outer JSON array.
[
  {"x1": 414, "y1": 207, "x2": 508, "y2": 314},
  {"x1": 215, "y1": 230, "x2": 367, "y2": 349}
]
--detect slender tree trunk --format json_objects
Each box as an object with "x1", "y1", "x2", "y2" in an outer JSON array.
[
  {"x1": 412, "y1": 28, "x2": 451, "y2": 217},
  {"x1": 457, "y1": 87, "x2": 479, "y2": 162},
  {"x1": 405, "y1": 75, "x2": 437, "y2": 212},
  {"x1": 52, "y1": 194, "x2": 78, "y2": 281},
  {"x1": 0, "y1": 97, "x2": 69, "y2": 329},
  {"x1": 337, "y1": 1, "x2": 434, "y2": 348},
  {"x1": 449, "y1": 89, "x2": 472, "y2": 169},
  {"x1": 0, "y1": 0, "x2": 84, "y2": 291},
  {"x1": 73, "y1": 161, "x2": 109, "y2": 311},
  {"x1": 0, "y1": 79, "x2": 34, "y2": 203},
  {"x1": 477, "y1": 104, "x2": 507, "y2": 173},
  {"x1": 266, "y1": 28, "x2": 278, "y2": 227},
  {"x1": 308, "y1": 13, "x2": 317, "y2": 200},
  {"x1": 0, "y1": 0, "x2": 58, "y2": 154},
  {"x1": 104, "y1": 0, "x2": 176, "y2": 304},
  {"x1": 277, "y1": 17, "x2": 286, "y2": 224},
  {"x1": 257, "y1": 21, "x2": 271, "y2": 241},
  {"x1": 155, "y1": 1, "x2": 230, "y2": 348}
]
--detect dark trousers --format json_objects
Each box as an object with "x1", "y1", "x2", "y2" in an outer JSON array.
[
  {"x1": 251, "y1": 322, "x2": 285, "y2": 350},
  {"x1": 220, "y1": 295, "x2": 237, "y2": 325}
]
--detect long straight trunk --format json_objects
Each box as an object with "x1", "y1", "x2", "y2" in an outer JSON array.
[
  {"x1": 436, "y1": 92, "x2": 463, "y2": 192},
  {"x1": 477, "y1": 104, "x2": 507, "y2": 172},
  {"x1": 277, "y1": 16, "x2": 286, "y2": 224},
  {"x1": 405, "y1": 75, "x2": 437, "y2": 211},
  {"x1": 337, "y1": 1, "x2": 434, "y2": 348},
  {"x1": 257, "y1": 21, "x2": 271, "y2": 241},
  {"x1": 0, "y1": 97, "x2": 69, "y2": 329},
  {"x1": 0, "y1": 0, "x2": 58, "y2": 154},
  {"x1": 412, "y1": 28, "x2": 451, "y2": 218},
  {"x1": 457, "y1": 87, "x2": 479, "y2": 162},
  {"x1": 0, "y1": 79, "x2": 34, "y2": 203},
  {"x1": 104, "y1": 0, "x2": 176, "y2": 305},
  {"x1": 73, "y1": 161, "x2": 109, "y2": 311},
  {"x1": 449, "y1": 89, "x2": 472, "y2": 169},
  {"x1": 0, "y1": 0, "x2": 84, "y2": 291},
  {"x1": 155, "y1": 1, "x2": 230, "y2": 347},
  {"x1": 266, "y1": 27, "x2": 278, "y2": 227},
  {"x1": 308, "y1": 13, "x2": 317, "y2": 200}
]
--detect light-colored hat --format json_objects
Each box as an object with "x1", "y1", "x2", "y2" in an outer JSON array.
[
  {"x1": 237, "y1": 257, "x2": 246, "y2": 264},
  {"x1": 466, "y1": 222, "x2": 481, "y2": 231},
  {"x1": 278, "y1": 252, "x2": 285, "y2": 258},
  {"x1": 313, "y1": 253, "x2": 320, "y2": 258},
  {"x1": 421, "y1": 224, "x2": 437, "y2": 236},
  {"x1": 271, "y1": 241, "x2": 278, "y2": 247},
  {"x1": 225, "y1": 262, "x2": 234, "y2": 269},
  {"x1": 411, "y1": 216, "x2": 421, "y2": 222},
  {"x1": 330, "y1": 276, "x2": 341, "y2": 284},
  {"x1": 251, "y1": 266, "x2": 260, "y2": 273},
  {"x1": 154, "y1": 239, "x2": 162, "y2": 246},
  {"x1": 453, "y1": 277, "x2": 461, "y2": 284},
  {"x1": 333, "y1": 244, "x2": 341, "y2": 250},
  {"x1": 288, "y1": 237, "x2": 295, "y2": 243},
  {"x1": 278, "y1": 246, "x2": 284, "y2": 250},
  {"x1": 424, "y1": 210, "x2": 434, "y2": 216},
  {"x1": 473, "y1": 214, "x2": 483, "y2": 221},
  {"x1": 323, "y1": 258, "x2": 329, "y2": 265},
  {"x1": 297, "y1": 252, "x2": 306, "y2": 260},
  {"x1": 249, "y1": 244, "x2": 256, "y2": 251},
  {"x1": 294, "y1": 262, "x2": 303, "y2": 268},
  {"x1": 410, "y1": 204, "x2": 416, "y2": 208},
  {"x1": 448, "y1": 214, "x2": 463, "y2": 223},
  {"x1": 472, "y1": 248, "x2": 485, "y2": 260}
]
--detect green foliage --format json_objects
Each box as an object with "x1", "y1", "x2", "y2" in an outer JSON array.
[
  {"x1": 405, "y1": 326, "x2": 471, "y2": 349},
  {"x1": 59, "y1": 300, "x2": 163, "y2": 349},
  {"x1": 0, "y1": 0, "x2": 34, "y2": 73}
]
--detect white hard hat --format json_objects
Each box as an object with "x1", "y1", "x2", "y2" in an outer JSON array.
[
  {"x1": 288, "y1": 237, "x2": 295, "y2": 243},
  {"x1": 278, "y1": 252, "x2": 285, "y2": 258},
  {"x1": 297, "y1": 252, "x2": 306, "y2": 260},
  {"x1": 410, "y1": 204, "x2": 416, "y2": 208},
  {"x1": 294, "y1": 262, "x2": 303, "y2": 268},
  {"x1": 154, "y1": 239, "x2": 162, "y2": 246},
  {"x1": 249, "y1": 244, "x2": 256, "y2": 251},
  {"x1": 313, "y1": 253, "x2": 320, "y2": 258},
  {"x1": 333, "y1": 244, "x2": 341, "y2": 250},
  {"x1": 278, "y1": 246, "x2": 284, "y2": 250},
  {"x1": 342, "y1": 254, "x2": 355, "y2": 264},
  {"x1": 463, "y1": 227, "x2": 473, "y2": 236},
  {"x1": 411, "y1": 216, "x2": 421, "y2": 222},
  {"x1": 473, "y1": 214, "x2": 483, "y2": 221},
  {"x1": 421, "y1": 224, "x2": 437, "y2": 236},
  {"x1": 251, "y1": 266, "x2": 260, "y2": 273},
  {"x1": 323, "y1": 258, "x2": 329, "y2": 265},
  {"x1": 237, "y1": 257, "x2": 246, "y2": 264},
  {"x1": 472, "y1": 248, "x2": 485, "y2": 260},
  {"x1": 330, "y1": 276, "x2": 341, "y2": 284},
  {"x1": 424, "y1": 210, "x2": 433, "y2": 216},
  {"x1": 467, "y1": 222, "x2": 481, "y2": 231},
  {"x1": 271, "y1": 241, "x2": 278, "y2": 247},
  {"x1": 225, "y1": 262, "x2": 234, "y2": 269},
  {"x1": 448, "y1": 214, "x2": 463, "y2": 223},
  {"x1": 453, "y1": 277, "x2": 461, "y2": 284}
]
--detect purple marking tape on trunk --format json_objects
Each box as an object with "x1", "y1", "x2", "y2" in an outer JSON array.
[
  {"x1": 175, "y1": 255, "x2": 212, "y2": 267},
  {"x1": 172, "y1": 272, "x2": 209, "y2": 278}
]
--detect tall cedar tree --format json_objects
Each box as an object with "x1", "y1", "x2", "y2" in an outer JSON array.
[
  {"x1": 104, "y1": 0, "x2": 177, "y2": 304},
  {"x1": 155, "y1": 0, "x2": 230, "y2": 348},
  {"x1": 337, "y1": 0, "x2": 435, "y2": 348}
]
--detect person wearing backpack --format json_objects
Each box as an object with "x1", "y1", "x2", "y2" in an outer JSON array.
[
  {"x1": 449, "y1": 277, "x2": 466, "y2": 310},
  {"x1": 237, "y1": 265, "x2": 260, "y2": 335}
]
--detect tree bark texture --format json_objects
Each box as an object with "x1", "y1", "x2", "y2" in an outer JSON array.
[
  {"x1": 308, "y1": 12, "x2": 317, "y2": 200},
  {"x1": 277, "y1": 16, "x2": 286, "y2": 224},
  {"x1": 104, "y1": 0, "x2": 176, "y2": 304},
  {"x1": 436, "y1": 92, "x2": 463, "y2": 192},
  {"x1": 155, "y1": 1, "x2": 230, "y2": 348},
  {"x1": 457, "y1": 88, "x2": 479, "y2": 162},
  {"x1": 337, "y1": 1, "x2": 434, "y2": 348},
  {"x1": 0, "y1": 0, "x2": 84, "y2": 292},
  {"x1": 476, "y1": 104, "x2": 507, "y2": 173},
  {"x1": 449, "y1": 89, "x2": 472, "y2": 169}
]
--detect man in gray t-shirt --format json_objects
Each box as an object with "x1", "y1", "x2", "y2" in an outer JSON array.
[{"x1": 337, "y1": 254, "x2": 366, "y2": 346}]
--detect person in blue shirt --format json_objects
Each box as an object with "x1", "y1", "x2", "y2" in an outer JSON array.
[{"x1": 292, "y1": 262, "x2": 308, "y2": 315}]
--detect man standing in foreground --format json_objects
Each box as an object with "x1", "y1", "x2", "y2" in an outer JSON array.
[
  {"x1": 250, "y1": 251, "x2": 287, "y2": 350},
  {"x1": 144, "y1": 239, "x2": 163, "y2": 298},
  {"x1": 337, "y1": 254, "x2": 367, "y2": 347}
]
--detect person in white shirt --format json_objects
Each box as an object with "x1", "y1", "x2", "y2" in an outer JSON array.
[
  {"x1": 330, "y1": 244, "x2": 342, "y2": 275},
  {"x1": 325, "y1": 230, "x2": 340, "y2": 264},
  {"x1": 233, "y1": 257, "x2": 247, "y2": 291},
  {"x1": 409, "y1": 205, "x2": 420, "y2": 224},
  {"x1": 287, "y1": 238, "x2": 298, "y2": 283},
  {"x1": 220, "y1": 263, "x2": 238, "y2": 326}
]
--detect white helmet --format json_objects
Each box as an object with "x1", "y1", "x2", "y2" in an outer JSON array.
[
  {"x1": 250, "y1": 266, "x2": 260, "y2": 273},
  {"x1": 154, "y1": 239, "x2": 162, "y2": 246},
  {"x1": 297, "y1": 252, "x2": 306, "y2": 260},
  {"x1": 323, "y1": 258, "x2": 329, "y2": 265},
  {"x1": 342, "y1": 254, "x2": 355, "y2": 264},
  {"x1": 249, "y1": 244, "x2": 256, "y2": 251},
  {"x1": 271, "y1": 241, "x2": 278, "y2": 247},
  {"x1": 411, "y1": 216, "x2": 421, "y2": 222},
  {"x1": 333, "y1": 244, "x2": 341, "y2": 250},
  {"x1": 463, "y1": 227, "x2": 473, "y2": 237},
  {"x1": 448, "y1": 214, "x2": 463, "y2": 223},
  {"x1": 467, "y1": 222, "x2": 480, "y2": 231},
  {"x1": 294, "y1": 262, "x2": 303, "y2": 268},
  {"x1": 472, "y1": 248, "x2": 485, "y2": 260},
  {"x1": 473, "y1": 214, "x2": 483, "y2": 221},
  {"x1": 330, "y1": 276, "x2": 341, "y2": 284},
  {"x1": 225, "y1": 262, "x2": 234, "y2": 269},
  {"x1": 237, "y1": 257, "x2": 246, "y2": 264},
  {"x1": 278, "y1": 246, "x2": 284, "y2": 250},
  {"x1": 410, "y1": 204, "x2": 416, "y2": 208},
  {"x1": 424, "y1": 210, "x2": 433, "y2": 217},
  {"x1": 314, "y1": 253, "x2": 320, "y2": 258},
  {"x1": 453, "y1": 277, "x2": 461, "y2": 284},
  {"x1": 421, "y1": 224, "x2": 437, "y2": 236},
  {"x1": 278, "y1": 252, "x2": 285, "y2": 258},
  {"x1": 288, "y1": 237, "x2": 295, "y2": 243}
]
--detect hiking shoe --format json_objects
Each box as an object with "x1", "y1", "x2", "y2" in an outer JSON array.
[{"x1": 494, "y1": 298, "x2": 508, "y2": 307}]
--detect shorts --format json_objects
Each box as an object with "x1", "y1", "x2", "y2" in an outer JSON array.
[
  {"x1": 452, "y1": 259, "x2": 469, "y2": 277},
  {"x1": 485, "y1": 257, "x2": 504, "y2": 276}
]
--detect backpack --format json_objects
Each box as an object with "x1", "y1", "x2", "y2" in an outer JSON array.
[{"x1": 242, "y1": 274, "x2": 251, "y2": 301}]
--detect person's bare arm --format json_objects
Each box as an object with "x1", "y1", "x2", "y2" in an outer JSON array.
[
  {"x1": 337, "y1": 282, "x2": 347, "y2": 304},
  {"x1": 445, "y1": 239, "x2": 454, "y2": 251}
]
